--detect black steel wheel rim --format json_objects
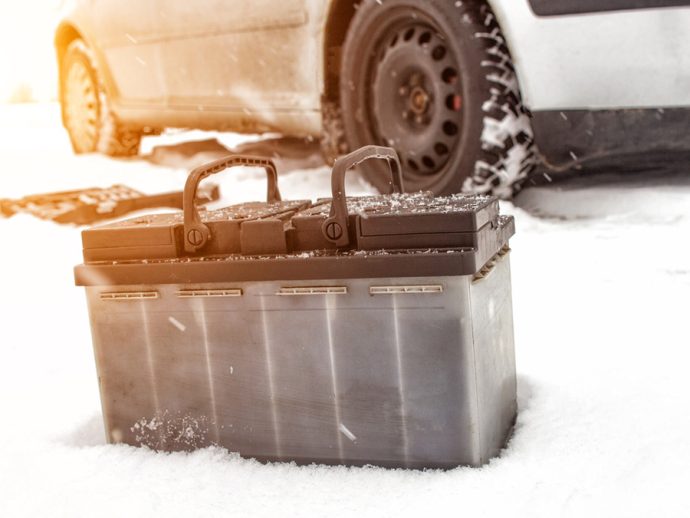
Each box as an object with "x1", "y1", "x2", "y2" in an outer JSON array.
[{"x1": 363, "y1": 11, "x2": 464, "y2": 189}]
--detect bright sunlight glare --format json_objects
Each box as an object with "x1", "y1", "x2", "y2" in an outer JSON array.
[{"x1": 0, "y1": 1, "x2": 62, "y2": 102}]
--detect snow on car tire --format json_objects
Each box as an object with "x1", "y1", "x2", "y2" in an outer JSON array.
[
  {"x1": 466, "y1": 3, "x2": 537, "y2": 198},
  {"x1": 339, "y1": 0, "x2": 535, "y2": 198},
  {"x1": 61, "y1": 39, "x2": 141, "y2": 157}
]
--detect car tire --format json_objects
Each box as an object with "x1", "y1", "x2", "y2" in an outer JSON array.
[
  {"x1": 339, "y1": 0, "x2": 535, "y2": 197},
  {"x1": 61, "y1": 39, "x2": 141, "y2": 157}
]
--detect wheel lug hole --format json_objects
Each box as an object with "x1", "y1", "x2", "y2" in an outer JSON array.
[
  {"x1": 434, "y1": 143, "x2": 449, "y2": 156},
  {"x1": 443, "y1": 120, "x2": 458, "y2": 136},
  {"x1": 442, "y1": 67, "x2": 458, "y2": 85},
  {"x1": 446, "y1": 94, "x2": 462, "y2": 111},
  {"x1": 422, "y1": 156, "x2": 436, "y2": 169}
]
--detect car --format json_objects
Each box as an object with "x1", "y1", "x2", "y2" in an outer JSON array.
[{"x1": 54, "y1": 0, "x2": 690, "y2": 196}]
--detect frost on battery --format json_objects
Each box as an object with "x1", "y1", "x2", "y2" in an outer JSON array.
[{"x1": 131, "y1": 411, "x2": 213, "y2": 450}]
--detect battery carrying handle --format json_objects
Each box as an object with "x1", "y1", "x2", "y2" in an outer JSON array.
[
  {"x1": 183, "y1": 155, "x2": 282, "y2": 253},
  {"x1": 322, "y1": 146, "x2": 404, "y2": 247}
]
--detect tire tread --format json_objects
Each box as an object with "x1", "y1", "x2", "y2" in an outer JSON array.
[{"x1": 62, "y1": 40, "x2": 141, "y2": 157}]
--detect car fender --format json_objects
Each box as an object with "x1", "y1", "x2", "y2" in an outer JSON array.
[{"x1": 55, "y1": 9, "x2": 122, "y2": 116}]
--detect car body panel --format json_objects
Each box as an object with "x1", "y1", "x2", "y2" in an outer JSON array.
[
  {"x1": 491, "y1": 0, "x2": 690, "y2": 110},
  {"x1": 58, "y1": 0, "x2": 328, "y2": 134},
  {"x1": 150, "y1": 0, "x2": 318, "y2": 112},
  {"x1": 93, "y1": 0, "x2": 166, "y2": 104}
]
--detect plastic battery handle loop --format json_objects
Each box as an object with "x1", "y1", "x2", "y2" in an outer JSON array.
[
  {"x1": 322, "y1": 145, "x2": 404, "y2": 247},
  {"x1": 183, "y1": 155, "x2": 282, "y2": 253}
]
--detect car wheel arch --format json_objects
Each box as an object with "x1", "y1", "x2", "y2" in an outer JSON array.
[{"x1": 55, "y1": 21, "x2": 121, "y2": 116}]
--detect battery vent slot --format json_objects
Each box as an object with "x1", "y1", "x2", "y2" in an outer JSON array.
[
  {"x1": 100, "y1": 291, "x2": 159, "y2": 301},
  {"x1": 473, "y1": 246, "x2": 510, "y2": 283},
  {"x1": 277, "y1": 286, "x2": 348, "y2": 296},
  {"x1": 369, "y1": 285, "x2": 443, "y2": 295},
  {"x1": 176, "y1": 289, "x2": 243, "y2": 298}
]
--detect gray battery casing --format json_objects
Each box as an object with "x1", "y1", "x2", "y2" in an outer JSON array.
[{"x1": 83, "y1": 250, "x2": 515, "y2": 469}]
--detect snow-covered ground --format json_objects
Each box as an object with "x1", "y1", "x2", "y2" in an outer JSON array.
[{"x1": 1, "y1": 103, "x2": 689, "y2": 517}]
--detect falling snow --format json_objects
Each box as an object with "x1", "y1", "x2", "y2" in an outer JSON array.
[
  {"x1": 168, "y1": 316, "x2": 187, "y2": 332},
  {"x1": 338, "y1": 423, "x2": 357, "y2": 442}
]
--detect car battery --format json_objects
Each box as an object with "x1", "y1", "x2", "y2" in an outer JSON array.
[{"x1": 75, "y1": 146, "x2": 517, "y2": 469}]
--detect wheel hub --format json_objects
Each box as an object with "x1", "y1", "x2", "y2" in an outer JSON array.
[
  {"x1": 370, "y1": 23, "x2": 463, "y2": 177},
  {"x1": 406, "y1": 83, "x2": 431, "y2": 116}
]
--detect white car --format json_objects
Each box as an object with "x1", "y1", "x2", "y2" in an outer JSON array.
[{"x1": 55, "y1": 0, "x2": 690, "y2": 196}]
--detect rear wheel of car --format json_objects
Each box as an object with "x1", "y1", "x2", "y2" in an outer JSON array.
[
  {"x1": 339, "y1": 0, "x2": 535, "y2": 197},
  {"x1": 61, "y1": 39, "x2": 141, "y2": 157}
]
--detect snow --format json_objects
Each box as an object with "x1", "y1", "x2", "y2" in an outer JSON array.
[{"x1": 1, "y1": 103, "x2": 690, "y2": 517}]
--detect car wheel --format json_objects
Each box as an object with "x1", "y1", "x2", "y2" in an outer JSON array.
[
  {"x1": 339, "y1": 0, "x2": 535, "y2": 197},
  {"x1": 61, "y1": 39, "x2": 141, "y2": 157}
]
